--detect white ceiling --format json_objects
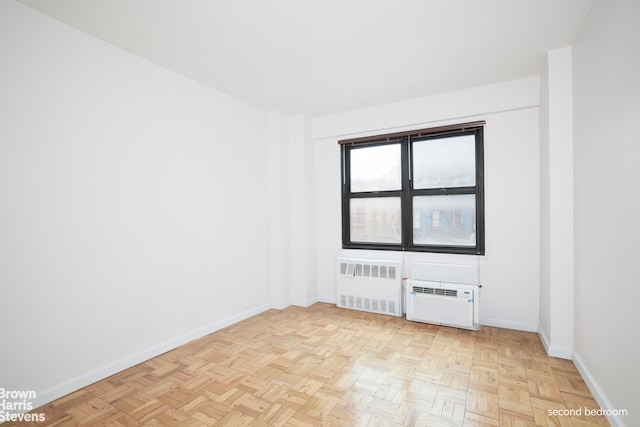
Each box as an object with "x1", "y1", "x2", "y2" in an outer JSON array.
[{"x1": 18, "y1": 0, "x2": 594, "y2": 116}]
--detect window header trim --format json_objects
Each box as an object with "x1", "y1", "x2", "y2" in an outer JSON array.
[{"x1": 337, "y1": 120, "x2": 486, "y2": 146}]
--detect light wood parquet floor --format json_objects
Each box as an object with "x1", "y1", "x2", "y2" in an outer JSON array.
[{"x1": 7, "y1": 303, "x2": 608, "y2": 426}]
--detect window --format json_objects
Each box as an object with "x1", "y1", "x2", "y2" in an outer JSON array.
[{"x1": 340, "y1": 122, "x2": 485, "y2": 255}]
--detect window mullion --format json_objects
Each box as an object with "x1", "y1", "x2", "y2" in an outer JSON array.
[
  {"x1": 412, "y1": 187, "x2": 477, "y2": 196},
  {"x1": 341, "y1": 145, "x2": 350, "y2": 245},
  {"x1": 475, "y1": 128, "x2": 485, "y2": 255},
  {"x1": 401, "y1": 137, "x2": 412, "y2": 250}
]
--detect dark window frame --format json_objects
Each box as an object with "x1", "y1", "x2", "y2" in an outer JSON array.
[{"x1": 340, "y1": 122, "x2": 485, "y2": 255}]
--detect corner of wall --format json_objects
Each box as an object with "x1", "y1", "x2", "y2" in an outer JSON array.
[
  {"x1": 538, "y1": 45, "x2": 575, "y2": 359},
  {"x1": 537, "y1": 327, "x2": 572, "y2": 360}
]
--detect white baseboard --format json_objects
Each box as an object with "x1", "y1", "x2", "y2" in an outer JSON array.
[
  {"x1": 479, "y1": 316, "x2": 538, "y2": 333},
  {"x1": 572, "y1": 351, "x2": 626, "y2": 427},
  {"x1": 291, "y1": 297, "x2": 319, "y2": 308},
  {"x1": 33, "y1": 304, "x2": 270, "y2": 410},
  {"x1": 271, "y1": 299, "x2": 291, "y2": 310},
  {"x1": 537, "y1": 327, "x2": 572, "y2": 359}
]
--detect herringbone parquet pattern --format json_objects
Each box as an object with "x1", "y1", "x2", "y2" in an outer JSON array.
[{"x1": 7, "y1": 303, "x2": 608, "y2": 426}]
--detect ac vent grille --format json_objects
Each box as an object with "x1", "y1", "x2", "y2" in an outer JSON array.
[
  {"x1": 339, "y1": 262, "x2": 397, "y2": 280},
  {"x1": 338, "y1": 295, "x2": 399, "y2": 315},
  {"x1": 412, "y1": 286, "x2": 458, "y2": 297}
]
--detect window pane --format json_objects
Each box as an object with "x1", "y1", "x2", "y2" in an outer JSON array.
[
  {"x1": 350, "y1": 144, "x2": 401, "y2": 192},
  {"x1": 413, "y1": 195, "x2": 476, "y2": 246},
  {"x1": 350, "y1": 197, "x2": 401, "y2": 243},
  {"x1": 412, "y1": 135, "x2": 475, "y2": 189}
]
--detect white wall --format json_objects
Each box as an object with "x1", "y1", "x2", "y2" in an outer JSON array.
[
  {"x1": 0, "y1": 0, "x2": 270, "y2": 408},
  {"x1": 539, "y1": 56, "x2": 552, "y2": 348},
  {"x1": 288, "y1": 115, "x2": 318, "y2": 307},
  {"x1": 267, "y1": 112, "x2": 318, "y2": 309},
  {"x1": 572, "y1": 1, "x2": 640, "y2": 426},
  {"x1": 267, "y1": 112, "x2": 291, "y2": 309},
  {"x1": 538, "y1": 47, "x2": 575, "y2": 359},
  {"x1": 313, "y1": 78, "x2": 541, "y2": 331}
]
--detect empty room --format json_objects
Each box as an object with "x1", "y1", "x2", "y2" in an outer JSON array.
[{"x1": 0, "y1": 0, "x2": 638, "y2": 426}]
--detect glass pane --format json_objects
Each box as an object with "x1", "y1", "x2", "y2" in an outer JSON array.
[
  {"x1": 413, "y1": 195, "x2": 476, "y2": 246},
  {"x1": 350, "y1": 144, "x2": 401, "y2": 192},
  {"x1": 412, "y1": 135, "x2": 475, "y2": 189},
  {"x1": 350, "y1": 197, "x2": 401, "y2": 243}
]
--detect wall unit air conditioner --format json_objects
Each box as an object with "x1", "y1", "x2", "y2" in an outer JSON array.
[
  {"x1": 405, "y1": 263, "x2": 480, "y2": 330},
  {"x1": 336, "y1": 257, "x2": 402, "y2": 317}
]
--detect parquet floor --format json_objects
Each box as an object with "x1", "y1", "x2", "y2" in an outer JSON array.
[{"x1": 7, "y1": 303, "x2": 607, "y2": 426}]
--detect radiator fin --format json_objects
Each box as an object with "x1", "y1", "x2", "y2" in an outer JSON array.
[
  {"x1": 338, "y1": 294, "x2": 399, "y2": 316},
  {"x1": 389, "y1": 301, "x2": 397, "y2": 314}
]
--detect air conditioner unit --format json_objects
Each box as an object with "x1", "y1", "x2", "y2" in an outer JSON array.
[
  {"x1": 406, "y1": 280, "x2": 479, "y2": 330},
  {"x1": 336, "y1": 257, "x2": 402, "y2": 316}
]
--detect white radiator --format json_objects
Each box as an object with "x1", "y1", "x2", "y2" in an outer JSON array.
[
  {"x1": 336, "y1": 257, "x2": 402, "y2": 316},
  {"x1": 406, "y1": 263, "x2": 480, "y2": 330}
]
